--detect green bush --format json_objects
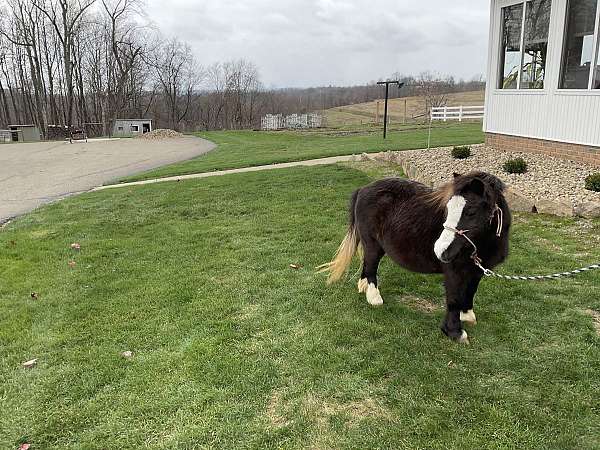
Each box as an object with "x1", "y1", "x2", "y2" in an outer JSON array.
[
  {"x1": 585, "y1": 173, "x2": 600, "y2": 192},
  {"x1": 503, "y1": 157, "x2": 528, "y2": 174},
  {"x1": 451, "y1": 146, "x2": 471, "y2": 159}
]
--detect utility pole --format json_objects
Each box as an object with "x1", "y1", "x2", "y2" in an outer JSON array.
[{"x1": 377, "y1": 80, "x2": 404, "y2": 139}]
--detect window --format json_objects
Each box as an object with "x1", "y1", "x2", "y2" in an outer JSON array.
[
  {"x1": 117, "y1": 126, "x2": 123, "y2": 131},
  {"x1": 560, "y1": 0, "x2": 600, "y2": 89},
  {"x1": 499, "y1": 1, "x2": 552, "y2": 89},
  {"x1": 131, "y1": 125, "x2": 139, "y2": 132}
]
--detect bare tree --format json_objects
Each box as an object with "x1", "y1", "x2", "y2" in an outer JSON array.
[{"x1": 149, "y1": 36, "x2": 199, "y2": 130}]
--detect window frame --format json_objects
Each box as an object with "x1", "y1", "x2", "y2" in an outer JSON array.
[
  {"x1": 558, "y1": 0, "x2": 600, "y2": 90},
  {"x1": 498, "y1": 0, "x2": 552, "y2": 90}
]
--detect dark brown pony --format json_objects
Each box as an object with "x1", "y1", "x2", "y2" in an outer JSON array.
[{"x1": 318, "y1": 171, "x2": 511, "y2": 343}]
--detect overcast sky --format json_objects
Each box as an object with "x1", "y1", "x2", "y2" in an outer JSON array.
[{"x1": 145, "y1": 0, "x2": 490, "y2": 88}]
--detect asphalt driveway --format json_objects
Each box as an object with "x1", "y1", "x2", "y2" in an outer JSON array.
[{"x1": 0, "y1": 136, "x2": 215, "y2": 222}]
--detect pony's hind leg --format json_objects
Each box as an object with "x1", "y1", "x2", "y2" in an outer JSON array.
[{"x1": 358, "y1": 239, "x2": 385, "y2": 306}]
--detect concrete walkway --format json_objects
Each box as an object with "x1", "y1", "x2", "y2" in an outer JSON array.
[
  {"x1": 95, "y1": 153, "x2": 381, "y2": 191},
  {"x1": 0, "y1": 136, "x2": 215, "y2": 221}
]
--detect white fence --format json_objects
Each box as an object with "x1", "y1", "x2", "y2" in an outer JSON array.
[
  {"x1": 261, "y1": 113, "x2": 323, "y2": 130},
  {"x1": 431, "y1": 105, "x2": 484, "y2": 121}
]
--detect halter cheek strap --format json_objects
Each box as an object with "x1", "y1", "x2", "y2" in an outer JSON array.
[{"x1": 443, "y1": 204, "x2": 503, "y2": 263}]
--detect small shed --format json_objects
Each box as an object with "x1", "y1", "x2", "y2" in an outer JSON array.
[
  {"x1": 112, "y1": 119, "x2": 152, "y2": 137},
  {"x1": 8, "y1": 124, "x2": 41, "y2": 142}
]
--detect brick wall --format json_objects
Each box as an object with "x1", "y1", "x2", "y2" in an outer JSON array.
[{"x1": 485, "y1": 133, "x2": 600, "y2": 167}]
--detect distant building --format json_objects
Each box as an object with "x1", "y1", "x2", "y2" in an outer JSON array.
[
  {"x1": 6, "y1": 125, "x2": 41, "y2": 142},
  {"x1": 485, "y1": 0, "x2": 600, "y2": 166},
  {"x1": 112, "y1": 119, "x2": 152, "y2": 137},
  {"x1": 261, "y1": 113, "x2": 323, "y2": 130}
]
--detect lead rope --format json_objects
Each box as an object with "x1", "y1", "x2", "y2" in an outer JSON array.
[{"x1": 445, "y1": 205, "x2": 600, "y2": 282}]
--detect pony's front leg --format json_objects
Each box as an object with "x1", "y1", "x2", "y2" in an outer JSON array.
[
  {"x1": 441, "y1": 271, "x2": 470, "y2": 344},
  {"x1": 460, "y1": 275, "x2": 482, "y2": 326},
  {"x1": 357, "y1": 242, "x2": 384, "y2": 306}
]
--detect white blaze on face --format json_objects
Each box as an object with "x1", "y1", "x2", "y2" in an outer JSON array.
[{"x1": 434, "y1": 195, "x2": 466, "y2": 261}]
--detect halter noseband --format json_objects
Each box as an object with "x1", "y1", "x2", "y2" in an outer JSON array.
[{"x1": 443, "y1": 204, "x2": 503, "y2": 265}]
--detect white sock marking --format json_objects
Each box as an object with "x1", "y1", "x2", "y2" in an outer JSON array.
[
  {"x1": 460, "y1": 309, "x2": 477, "y2": 324},
  {"x1": 434, "y1": 195, "x2": 466, "y2": 261},
  {"x1": 366, "y1": 283, "x2": 383, "y2": 306},
  {"x1": 457, "y1": 329, "x2": 469, "y2": 344}
]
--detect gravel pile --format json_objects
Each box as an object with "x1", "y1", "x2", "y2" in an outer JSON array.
[
  {"x1": 384, "y1": 144, "x2": 600, "y2": 215},
  {"x1": 135, "y1": 129, "x2": 184, "y2": 140}
]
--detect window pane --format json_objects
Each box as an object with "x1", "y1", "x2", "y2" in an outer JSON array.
[
  {"x1": 500, "y1": 3, "x2": 524, "y2": 89},
  {"x1": 560, "y1": 0, "x2": 599, "y2": 88},
  {"x1": 521, "y1": 0, "x2": 552, "y2": 89}
]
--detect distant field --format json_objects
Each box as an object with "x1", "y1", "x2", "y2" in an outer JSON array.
[{"x1": 325, "y1": 90, "x2": 485, "y2": 127}]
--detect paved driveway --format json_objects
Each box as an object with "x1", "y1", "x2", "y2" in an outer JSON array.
[{"x1": 0, "y1": 136, "x2": 215, "y2": 221}]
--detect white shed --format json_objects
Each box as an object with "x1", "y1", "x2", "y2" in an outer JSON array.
[
  {"x1": 112, "y1": 119, "x2": 152, "y2": 137},
  {"x1": 485, "y1": 0, "x2": 600, "y2": 166}
]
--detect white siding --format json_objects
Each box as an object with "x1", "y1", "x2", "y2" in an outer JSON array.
[{"x1": 485, "y1": 0, "x2": 600, "y2": 147}]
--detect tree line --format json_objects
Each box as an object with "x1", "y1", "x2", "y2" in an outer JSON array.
[{"x1": 0, "y1": 0, "x2": 484, "y2": 137}]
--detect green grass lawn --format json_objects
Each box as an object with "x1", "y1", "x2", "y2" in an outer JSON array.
[
  {"x1": 120, "y1": 122, "x2": 484, "y2": 183},
  {"x1": 2, "y1": 164, "x2": 600, "y2": 449}
]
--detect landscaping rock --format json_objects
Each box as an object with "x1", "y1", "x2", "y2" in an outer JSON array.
[
  {"x1": 504, "y1": 187, "x2": 536, "y2": 213},
  {"x1": 391, "y1": 145, "x2": 600, "y2": 217},
  {"x1": 574, "y1": 201, "x2": 600, "y2": 218}
]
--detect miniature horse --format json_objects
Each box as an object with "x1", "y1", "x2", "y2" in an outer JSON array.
[{"x1": 318, "y1": 171, "x2": 511, "y2": 343}]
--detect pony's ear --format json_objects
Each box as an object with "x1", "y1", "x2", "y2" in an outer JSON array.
[
  {"x1": 453, "y1": 172, "x2": 462, "y2": 178},
  {"x1": 463, "y1": 178, "x2": 485, "y2": 196}
]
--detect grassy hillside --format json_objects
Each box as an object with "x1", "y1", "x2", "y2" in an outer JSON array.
[
  {"x1": 119, "y1": 122, "x2": 484, "y2": 182},
  {"x1": 325, "y1": 90, "x2": 485, "y2": 127}
]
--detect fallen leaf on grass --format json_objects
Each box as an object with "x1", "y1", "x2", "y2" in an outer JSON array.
[
  {"x1": 121, "y1": 351, "x2": 133, "y2": 358},
  {"x1": 68, "y1": 261, "x2": 76, "y2": 268},
  {"x1": 70, "y1": 242, "x2": 81, "y2": 250},
  {"x1": 22, "y1": 359, "x2": 37, "y2": 369},
  {"x1": 19, "y1": 443, "x2": 31, "y2": 450},
  {"x1": 447, "y1": 360, "x2": 456, "y2": 368},
  {"x1": 30, "y1": 292, "x2": 39, "y2": 299},
  {"x1": 289, "y1": 264, "x2": 301, "y2": 269}
]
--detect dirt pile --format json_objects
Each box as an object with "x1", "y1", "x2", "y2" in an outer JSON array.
[{"x1": 135, "y1": 129, "x2": 184, "y2": 140}]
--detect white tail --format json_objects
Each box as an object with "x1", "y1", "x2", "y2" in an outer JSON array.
[{"x1": 317, "y1": 227, "x2": 361, "y2": 284}]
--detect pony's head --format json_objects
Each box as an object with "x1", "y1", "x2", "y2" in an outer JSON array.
[{"x1": 434, "y1": 171, "x2": 505, "y2": 264}]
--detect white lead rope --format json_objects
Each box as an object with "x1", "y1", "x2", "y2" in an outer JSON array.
[{"x1": 475, "y1": 260, "x2": 600, "y2": 281}]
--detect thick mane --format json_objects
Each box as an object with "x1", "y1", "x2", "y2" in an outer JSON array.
[
  {"x1": 422, "y1": 182, "x2": 454, "y2": 210},
  {"x1": 423, "y1": 171, "x2": 506, "y2": 210}
]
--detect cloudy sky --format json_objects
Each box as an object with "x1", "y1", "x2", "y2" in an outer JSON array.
[{"x1": 145, "y1": 0, "x2": 490, "y2": 88}]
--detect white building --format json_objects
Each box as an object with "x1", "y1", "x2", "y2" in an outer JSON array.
[
  {"x1": 112, "y1": 119, "x2": 152, "y2": 137},
  {"x1": 485, "y1": 0, "x2": 600, "y2": 166}
]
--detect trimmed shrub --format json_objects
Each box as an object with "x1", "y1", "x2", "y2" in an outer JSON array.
[
  {"x1": 585, "y1": 173, "x2": 600, "y2": 192},
  {"x1": 451, "y1": 146, "x2": 471, "y2": 159},
  {"x1": 503, "y1": 157, "x2": 528, "y2": 174}
]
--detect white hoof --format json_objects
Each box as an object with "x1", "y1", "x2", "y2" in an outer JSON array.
[
  {"x1": 456, "y1": 330, "x2": 470, "y2": 344},
  {"x1": 366, "y1": 283, "x2": 384, "y2": 306},
  {"x1": 460, "y1": 309, "x2": 477, "y2": 325},
  {"x1": 357, "y1": 278, "x2": 368, "y2": 293}
]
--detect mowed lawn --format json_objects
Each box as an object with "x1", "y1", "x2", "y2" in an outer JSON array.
[
  {"x1": 120, "y1": 122, "x2": 484, "y2": 183},
  {"x1": 2, "y1": 165, "x2": 600, "y2": 449}
]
